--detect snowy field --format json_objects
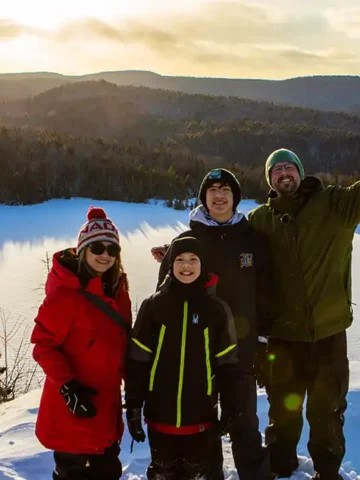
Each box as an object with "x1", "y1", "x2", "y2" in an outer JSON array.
[{"x1": 0, "y1": 198, "x2": 359, "y2": 479}]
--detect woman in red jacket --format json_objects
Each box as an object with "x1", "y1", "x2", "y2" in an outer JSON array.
[{"x1": 31, "y1": 206, "x2": 132, "y2": 480}]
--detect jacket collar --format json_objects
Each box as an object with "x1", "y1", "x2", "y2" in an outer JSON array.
[
  {"x1": 189, "y1": 212, "x2": 250, "y2": 234},
  {"x1": 189, "y1": 205, "x2": 244, "y2": 227},
  {"x1": 268, "y1": 176, "x2": 324, "y2": 214},
  {"x1": 45, "y1": 249, "x2": 105, "y2": 297},
  {"x1": 158, "y1": 272, "x2": 218, "y2": 297}
]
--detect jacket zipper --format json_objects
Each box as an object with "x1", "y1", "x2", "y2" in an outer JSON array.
[
  {"x1": 204, "y1": 328, "x2": 212, "y2": 395},
  {"x1": 282, "y1": 216, "x2": 315, "y2": 340},
  {"x1": 176, "y1": 301, "x2": 188, "y2": 427}
]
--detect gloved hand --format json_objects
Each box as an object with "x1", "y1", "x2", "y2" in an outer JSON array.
[
  {"x1": 254, "y1": 341, "x2": 271, "y2": 389},
  {"x1": 151, "y1": 245, "x2": 166, "y2": 263},
  {"x1": 60, "y1": 379, "x2": 98, "y2": 418},
  {"x1": 214, "y1": 418, "x2": 230, "y2": 437},
  {"x1": 214, "y1": 410, "x2": 242, "y2": 437},
  {"x1": 126, "y1": 402, "x2": 146, "y2": 443}
]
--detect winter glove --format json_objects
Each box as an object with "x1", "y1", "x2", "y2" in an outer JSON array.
[
  {"x1": 213, "y1": 418, "x2": 230, "y2": 437},
  {"x1": 60, "y1": 379, "x2": 98, "y2": 418},
  {"x1": 126, "y1": 401, "x2": 146, "y2": 443},
  {"x1": 254, "y1": 341, "x2": 271, "y2": 389},
  {"x1": 151, "y1": 245, "x2": 166, "y2": 263},
  {"x1": 214, "y1": 410, "x2": 242, "y2": 437}
]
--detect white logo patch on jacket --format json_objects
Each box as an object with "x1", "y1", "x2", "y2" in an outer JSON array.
[{"x1": 192, "y1": 313, "x2": 199, "y2": 324}]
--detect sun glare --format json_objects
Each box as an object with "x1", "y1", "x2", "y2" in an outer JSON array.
[{"x1": 4, "y1": 0, "x2": 155, "y2": 31}]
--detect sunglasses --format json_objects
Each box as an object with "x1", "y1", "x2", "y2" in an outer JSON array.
[{"x1": 88, "y1": 243, "x2": 120, "y2": 257}]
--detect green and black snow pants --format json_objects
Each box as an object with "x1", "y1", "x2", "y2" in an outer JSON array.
[{"x1": 265, "y1": 331, "x2": 349, "y2": 480}]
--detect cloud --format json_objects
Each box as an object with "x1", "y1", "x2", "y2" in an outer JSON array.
[
  {"x1": 0, "y1": 19, "x2": 35, "y2": 38},
  {"x1": 326, "y1": 7, "x2": 360, "y2": 38},
  {"x1": 175, "y1": 1, "x2": 282, "y2": 43},
  {"x1": 28, "y1": 2, "x2": 289, "y2": 48},
  {"x1": 179, "y1": 42, "x2": 360, "y2": 78},
  {"x1": 47, "y1": 2, "x2": 353, "y2": 56},
  {"x1": 53, "y1": 17, "x2": 179, "y2": 52},
  {"x1": 276, "y1": 46, "x2": 358, "y2": 64},
  {"x1": 1, "y1": 1, "x2": 360, "y2": 78},
  {"x1": 51, "y1": 4, "x2": 359, "y2": 74},
  {"x1": 0, "y1": 2, "x2": 355, "y2": 51}
]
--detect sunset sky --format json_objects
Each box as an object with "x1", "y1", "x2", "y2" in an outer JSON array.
[{"x1": 1, "y1": 0, "x2": 360, "y2": 79}]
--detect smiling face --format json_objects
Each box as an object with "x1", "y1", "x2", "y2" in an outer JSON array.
[
  {"x1": 270, "y1": 162, "x2": 301, "y2": 196},
  {"x1": 205, "y1": 182, "x2": 234, "y2": 222},
  {"x1": 84, "y1": 241, "x2": 117, "y2": 275},
  {"x1": 173, "y1": 252, "x2": 201, "y2": 284}
]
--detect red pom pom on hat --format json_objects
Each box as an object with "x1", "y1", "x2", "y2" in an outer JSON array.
[{"x1": 87, "y1": 206, "x2": 107, "y2": 221}]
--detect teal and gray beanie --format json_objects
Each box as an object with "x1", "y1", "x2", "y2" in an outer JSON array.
[
  {"x1": 265, "y1": 149, "x2": 305, "y2": 187},
  {"x1": 199, "y1": 168, "x2": 241, "y2": 211}
]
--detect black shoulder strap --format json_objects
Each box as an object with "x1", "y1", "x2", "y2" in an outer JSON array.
[{"x1": 78, "y1": 290, "x2": 131, "y2": 335}]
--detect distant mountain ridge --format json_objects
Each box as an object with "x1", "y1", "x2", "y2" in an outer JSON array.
[
  {"x1": 1, "y1": 80, "x2": 359, "y2": 140},
  {"x1": 1, "y1": 70, "x2": 360, "y2": 112}
]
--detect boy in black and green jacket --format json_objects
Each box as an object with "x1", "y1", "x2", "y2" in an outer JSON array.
[{"x1": 125, "y1": 237, "x2": 242, "y2": 480}]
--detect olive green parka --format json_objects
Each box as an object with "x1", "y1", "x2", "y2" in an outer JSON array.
[{"x1": 248, "y1": 176, "x2": 360, "y2": 342}]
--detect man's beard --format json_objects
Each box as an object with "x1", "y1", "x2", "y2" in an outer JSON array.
[{"x1": 276, "y1": 177, "x2": 299, "y2": 196}]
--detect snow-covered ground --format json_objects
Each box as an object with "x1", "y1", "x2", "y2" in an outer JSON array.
[
  {"x1": 0, "y1": 388, "x2": 360, "y2": 480},
  {"x1": 0, "y1": 198, "x2": 359, "y2": 479}
]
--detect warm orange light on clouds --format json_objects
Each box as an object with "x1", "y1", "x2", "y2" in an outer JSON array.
[{"x1": 1, "y1": 0, "x2": 360, "y2": 78}]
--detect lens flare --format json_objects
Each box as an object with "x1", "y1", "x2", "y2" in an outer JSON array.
[{"x1": 284, "y1": 393, "x2": 302, "y2": 411}]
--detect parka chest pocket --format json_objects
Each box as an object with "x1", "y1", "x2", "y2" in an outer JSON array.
[
  {"x1": 297, "y1": 204, "x2": 326, "y2": 227},
  {"x1": 64, "y1": 326, "x2": 96, "y2": 356},
  {"x1": 62, "y1": 300, "x2": 99, "y2": 356}
]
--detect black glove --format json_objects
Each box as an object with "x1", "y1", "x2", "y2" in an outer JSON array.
[
  {"x1": 214, "y1": 418, "x2": 230, "y2": 437},
  {"x1": 126, "y1": 401, "x2": 146, "y2": 443},
  {"x1": 60, "y1": 379, "x2": 98, "y2": 418},
  {"x1": 254, "y1": 341, "x2": 270, "y2": 389},
  {"x1": 214, "y1": 410, "x2": 242, "y2": 437}
]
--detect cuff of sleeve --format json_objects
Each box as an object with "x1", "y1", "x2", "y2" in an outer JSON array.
[
  {"x1": 124, "y1": 398, "x2": 144, "y2": 410},
  {"x1": 51, "y1": 374, "x2": 76, "y2": 391},
  {"x1": 258, "y1": 336, "x2": 268, "y2": 344}
]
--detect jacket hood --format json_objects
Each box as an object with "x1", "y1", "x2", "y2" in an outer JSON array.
[
  {"x1": 189, "y1": 205, "x2": 244, "y2": 227},
  {"x1": 45, "y1": 248, "x2": 103, "y2": 297}
]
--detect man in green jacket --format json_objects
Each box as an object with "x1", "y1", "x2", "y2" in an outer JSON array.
[{"x1": 248, "y1": 148, "x2": 356, "y2": 480}]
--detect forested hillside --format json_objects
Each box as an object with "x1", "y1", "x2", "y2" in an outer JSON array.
[{"x1": 0, "y1": 80, "x2": 359, "y2": 207}]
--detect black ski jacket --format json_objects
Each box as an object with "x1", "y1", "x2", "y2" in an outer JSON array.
[{"x1": 125, "y1": 274, "x2": 241, "y2": 428}]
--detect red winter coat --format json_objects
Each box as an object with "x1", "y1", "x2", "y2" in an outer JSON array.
[{"x1": 31, "y1": 251, "x2": 132, "y2": 454}]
